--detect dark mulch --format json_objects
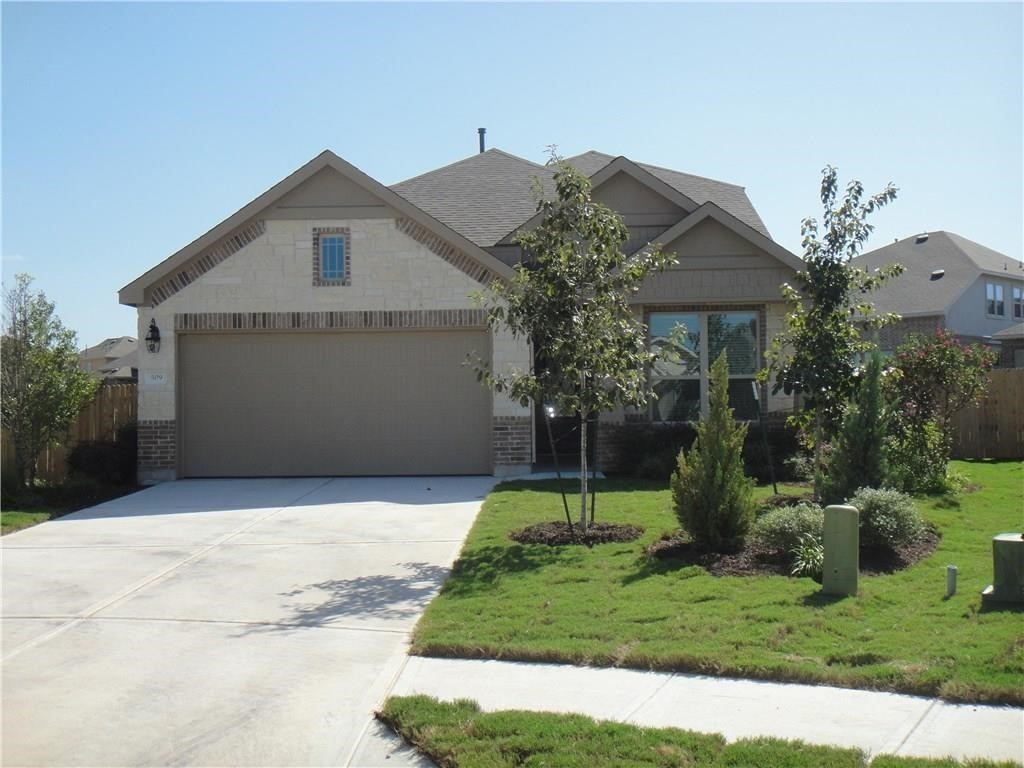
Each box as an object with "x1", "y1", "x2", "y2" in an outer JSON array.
[
  {"x1": 648, "y1": 535, "x2": 792, "y2": 576},
  {"x1": 648, "y1": 525, "x2": 942, "y2": 578},
  {"x1": 510, "y1": 521, "x2": 644, "y2": 546},
  {"x1": 860, "y1": 526, "x2": 941, "y2": 575}
]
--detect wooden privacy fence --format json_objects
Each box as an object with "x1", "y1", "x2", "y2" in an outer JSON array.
[
  {"x1": 1, "y1": 382, "x2": 138, "y2": 485},
  {"x1": 950, "y1": 369, "x2": 1024, "y2": 459}
]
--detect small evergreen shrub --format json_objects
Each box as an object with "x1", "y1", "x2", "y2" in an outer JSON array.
[
  {"x1": 849, "y1": 487, "x2": 922, "y2": 550},
  {"x1": 753, "y1": 501, "x2": 825, "y2": 552},
  {"x1": 822, "y1": 352, "x2": 889, "y2": 505},
  {"x1": 66, "y1": 422, "x2": 137, "y2": 486},
  {"x1": 790, "y1": 534, "x2": 824, "y2": 581},
  {"x1": 670, "y1": 351, "x2": 754, "y2": 552},
  {"x1": 886, "y1": 420, "x2": 952, "y2": 495}
]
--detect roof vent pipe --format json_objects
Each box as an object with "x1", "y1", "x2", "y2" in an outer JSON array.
[{"x1": 478, "y1": 128, "x2": 486, "y2": 153}]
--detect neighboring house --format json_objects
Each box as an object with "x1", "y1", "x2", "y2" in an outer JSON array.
[
  {"x1": 992, "y1": 323, "x2": 1024, "y2": 369},
  {"x1": 850, "y1": 232, "x2": 1024, "y2": 356},
  {"x1": 79, "y1": 336, "x2": 138, "y2": 379},
  {"x1": 119, "y1": 148, "x2": 801, "y2": 484},
  {"x1": 99, "y1": 349, "x2": 139, "y2": 381}
]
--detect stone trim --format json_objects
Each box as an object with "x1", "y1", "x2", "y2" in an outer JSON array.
[
  {"x1": 493, "y1": 416, "x2": 532, "y2": 466},
  {"x1": 312, "y1": 227, "x2": 352, "y2": 287},
  {"x1": 174, "y1": 309, "x2": 487, "y2": 332},
  {"x1": 138, "y1": 420, "x2": 176, "y2": 471},
  {"x1": 150, "y1": 221, "x2": 266, "y2": 306},
  {"x1": 395, "y1": 217, "x2": 501, "y2": 286}
]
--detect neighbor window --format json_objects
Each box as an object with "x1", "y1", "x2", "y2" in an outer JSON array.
[
  {"x1": 986, "y1": 282, "x2": 1004, "y2": 316},
  {"x1": 312, "y1": 227, "x2": 351, "y2": 286},
  {"x1": 1013, "y1": 285, "x2": 1023, "y2": 319},
  {"x1": 649, "y1": 311, "x2": 759, "y2": 421}
]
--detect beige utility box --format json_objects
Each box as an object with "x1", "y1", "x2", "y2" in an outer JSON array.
[{"x1": 823, "y1": 505, "x2": 859, "y2": 596}]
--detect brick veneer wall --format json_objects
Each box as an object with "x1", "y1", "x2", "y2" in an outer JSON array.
[
  {"x1": 394, "y1": 217, "x2": 502, "y2": 285},
  {"x1": 493, "y1": 416, "x2": 532, "y2": 466},
  {"x1": 876, "y1": 315, "x2": 945, "y2": 351},
  {"x1": 138, "y1": 420, "x2": 176, "y2": 473},
  {"x1": 173, "y1": 308, "x2": 487, "y2": 332}
]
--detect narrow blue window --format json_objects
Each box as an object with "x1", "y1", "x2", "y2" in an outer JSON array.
[{"x1": 321, "y1": 236, "x2": 345, "y2": 281}]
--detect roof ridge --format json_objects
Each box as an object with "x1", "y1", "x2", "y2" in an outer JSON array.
[
  {"x1": 391, "y1": 148, "x2": 544, "y2": 187},
  {"x1": 637, "y1": 159, "x2": 746, "y2": 191}
]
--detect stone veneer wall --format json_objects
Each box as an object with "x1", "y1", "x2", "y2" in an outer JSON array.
[{"x1": 137, "y1": 217, "x2": 533, "y2": 482}]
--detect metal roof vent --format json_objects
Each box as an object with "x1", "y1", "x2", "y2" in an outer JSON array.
[
  {"x1": 915, "y1": 233, "x2": 930, "y2": 244},
  {"x1": 930, "y1": 269, "x2": 945, "y2": 281}
]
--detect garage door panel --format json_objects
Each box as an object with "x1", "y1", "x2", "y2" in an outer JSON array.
[{"x1": 179, "y1": 331, "x2": 492, "y2": 477}]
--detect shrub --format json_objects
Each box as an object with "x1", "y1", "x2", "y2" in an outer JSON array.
[
  {"x1": 849, "y1": 487, "x2": 921, "y2": 550},
  {"x1": 753, "y1": 501, "x2": 825, "y2": 552},
  {"x1": 784, "y1": 452, "x2": 815, "y2": 482},
  {"x1": 67, "y1": 422, "x2": 136, "y2": 486},
  {"x1": 885, "y1": 420, "x2": 948, "y2": 494},
  {"x1": 791, "y1": 534, "x2": 824, "y2": 581},
  {"x1": 822, "y1": 351, "x2": 889, "y2": 505},
  {"x1": 670, "y1": 351, "x2": 754, "y2": 552}
]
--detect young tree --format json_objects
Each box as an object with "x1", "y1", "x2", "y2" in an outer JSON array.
[
  {"x1": 473, "y1": 157, "x2": 676, "y2": 532},
  {"x1": 1, "y1": 274, "x2": 98, "y2": 487},
  {"x1": 886, "y1": 329, "x2": 996, "y2": 488},
  {"x1": 670, "y1": 351, "x2": 755, "y2": 552},
  {"x1": 762, "y1": 166, "x2": 901, "y2": 499},
  {"x1": 821, "y1": 349, "x2": 889, "y2": 505}
]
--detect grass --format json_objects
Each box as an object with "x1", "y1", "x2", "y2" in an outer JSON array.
[
  {"x1": 411, "y1": 460, "x2": 1024, "y2": 705},
  {"x1": 0, "y1": 478, "x2": 138, "y2": 534},
  {"x1": 378, "y1": 695, "x2": 1019, "y2": 768}
]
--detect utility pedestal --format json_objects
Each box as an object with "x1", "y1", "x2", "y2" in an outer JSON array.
[
  {"x1": 982, "y1": 533, "x2": 1024, "y2": 604},
  {"x1": 823, "y1": 505, "x2": 859, "y2": 597}
]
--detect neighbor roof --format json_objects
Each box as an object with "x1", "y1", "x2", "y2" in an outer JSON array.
[
  {"x1": 992, "y1": 322, "x2": 1024, "y2": 340},
  {"x1": 850, "y1": 231, "x2": 1024, "y2": 317},
  {"x1": 391, "y1": 148, "x2": 770, "y2": 246},
  {"x1": 80, "y1": 336, "x2": 137, "y2": 361}
]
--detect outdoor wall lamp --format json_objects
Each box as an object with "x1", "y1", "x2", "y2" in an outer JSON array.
[{"x1": 144, "y1": 319, "x2": 161, "y2": 353}]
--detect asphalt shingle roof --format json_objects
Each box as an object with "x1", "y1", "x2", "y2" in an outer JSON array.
[
  {"x1": 391, "y1": 148, "x2": 769, "y2": 246},
  {"x1": 850, "y1": 232, "x2": 1024, "y2": 316}
]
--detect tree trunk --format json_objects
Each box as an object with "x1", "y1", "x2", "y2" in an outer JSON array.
[
  {"x1": 579, "y1": 411, "x2": 589, "y2": 532},
  {"x1": 813, "y1": 410, "x2": 824, "y2": 501}
]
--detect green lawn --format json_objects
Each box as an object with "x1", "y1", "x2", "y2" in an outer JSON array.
[
  {"x1": 1, "y1": 480, "x2": 138, "y2": 535},
  {"x1": 411, "y1": 460, "x2": 1024, "y2": 704},
  {"x1": 378, "y1": 696, "x2": 1018, "y2": 768}
]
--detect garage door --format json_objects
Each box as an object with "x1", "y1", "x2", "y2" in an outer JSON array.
[{"x1": 179, "y1": 331, "x2": 492, "y2": 477}]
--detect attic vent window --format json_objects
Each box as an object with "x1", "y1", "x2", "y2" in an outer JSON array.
[
  {"x1": 312, "y1": 227, "x2": 352, "y2": 287},
  {"x1": 915, "y1": 233, "x2": 929, "y2": 244},
  {"x1": 930, "y1": 269, "x2": 945, "y2": 281}
]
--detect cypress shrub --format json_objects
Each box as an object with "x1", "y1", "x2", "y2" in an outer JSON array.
[{"x1": 670, "y1": 351, "x2": 755, "y2": 552}]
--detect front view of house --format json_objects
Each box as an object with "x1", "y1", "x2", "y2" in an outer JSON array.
[{"x1": 120, "y1": 148, "x2": 800, "y2": 483}]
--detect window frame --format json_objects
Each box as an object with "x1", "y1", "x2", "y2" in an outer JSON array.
[
  {"x1": 312, "y1": 227, "x2": 352, "y2": 287},
  {"x1": 986, "y1": 281, "x2": 1005, "y2": 317},
  {"x1": 1012, "y1": 285, "x2": 1023, "y2": 320},
  {"x1": 647, "y1": 308, "x2": 764, "y2": 423}
]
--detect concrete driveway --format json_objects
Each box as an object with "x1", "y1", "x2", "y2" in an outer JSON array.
[{"x1": 2, "y1": 476, "x2": 495, "y2": 767}]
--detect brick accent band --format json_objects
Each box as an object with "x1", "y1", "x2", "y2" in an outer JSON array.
[
  {"x1": 395, "y1": 217, "x2": 501, "y2": 286},
  {"x1": 493, "y1": 416, "x2": 532, "y2": 466},
  {"x1": 174, "y1": 309, "x2": 487, "y2": 332},
  {"x1": 138, "y1": 420, "x2": 176, "y2": 471},
  {"x1": 150, "y1": 221, "x2": 266, "y2": 306}
]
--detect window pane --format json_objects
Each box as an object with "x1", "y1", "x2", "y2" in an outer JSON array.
[
  {"x1": 652, "y1": 379, "x2": 701, "y2": 422},
  {"x1": 649, "y1": 313, "x2": 701, "y2": 377},
  {"x1": 321, "y1": 237, "x2": 344, "y2": 280},
  {"x1": 708, "y1": 313, "x2": 757, "y2": 374},
  {"x1": 727, "y1": 379, "x2": 759, "y2": 421},
  {"x1": 986, "y1": 283, "x2": 995, "y2": 300}
]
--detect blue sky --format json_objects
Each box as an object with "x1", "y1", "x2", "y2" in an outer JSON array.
[{"x1": 3, "y1": 2, "x2": 1022, "y2": 346}]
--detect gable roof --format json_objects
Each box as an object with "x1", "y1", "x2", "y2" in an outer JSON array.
[
  {"x1": 564, "y1": 151, "x2": 771, "y2": 237},
  {"x1": 391, "y1": 148, "x2": 771, "y2": 246},
  {"x1": 850, "y1": 231, "x2": 1024, "y2": 317},
  {"x1": 80, "y1": 336, "x2": 137, "y2": 361},
  {"x1": 120, "y1": 151, "x2": 514, "y2": 306}
]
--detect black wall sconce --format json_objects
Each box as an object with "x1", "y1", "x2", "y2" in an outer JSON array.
[{"x1": 144, "y1": 319, "x2": 161, "y2": 353}]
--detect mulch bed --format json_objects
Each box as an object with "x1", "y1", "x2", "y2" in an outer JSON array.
[
  {"x1": 648, "y1": 525, "x2": 941, "y2": 578},
  {"x1": 510, "y1": 521, "x2": 644, "y2": 546}
]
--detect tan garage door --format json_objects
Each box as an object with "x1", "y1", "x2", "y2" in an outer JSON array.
[{"x1": 179, "y1": 331, "x2": 492, "y2": 477}]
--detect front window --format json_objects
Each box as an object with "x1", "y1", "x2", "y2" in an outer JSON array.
[
  {"x1": 986, "y1": 282, "x2": 1004, "y2": 316},
  {"x1": 649, "y1": 311, "x2": 759, "y2": 421},
  {"x1": 1013, "y1": 285, "x2": 1022, "y2": 319}
]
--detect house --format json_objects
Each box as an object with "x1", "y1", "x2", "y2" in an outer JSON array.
[
  {"x1": 849, "y1": 232, "x2": 1024, "y2": 356},
  {"x1": 119, "y1": 148, "x2": 801, "y2": 484},
  {"x1": 991, "y1": 323, "x2": 1024, "y2": 368},
  {"x1": 79, "y1": 336, "x2": 137, "y2": 379}
]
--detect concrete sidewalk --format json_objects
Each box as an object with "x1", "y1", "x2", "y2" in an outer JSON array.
[{"x1": 388, "y1": 657, "x2": 1024, "y2": 764}]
